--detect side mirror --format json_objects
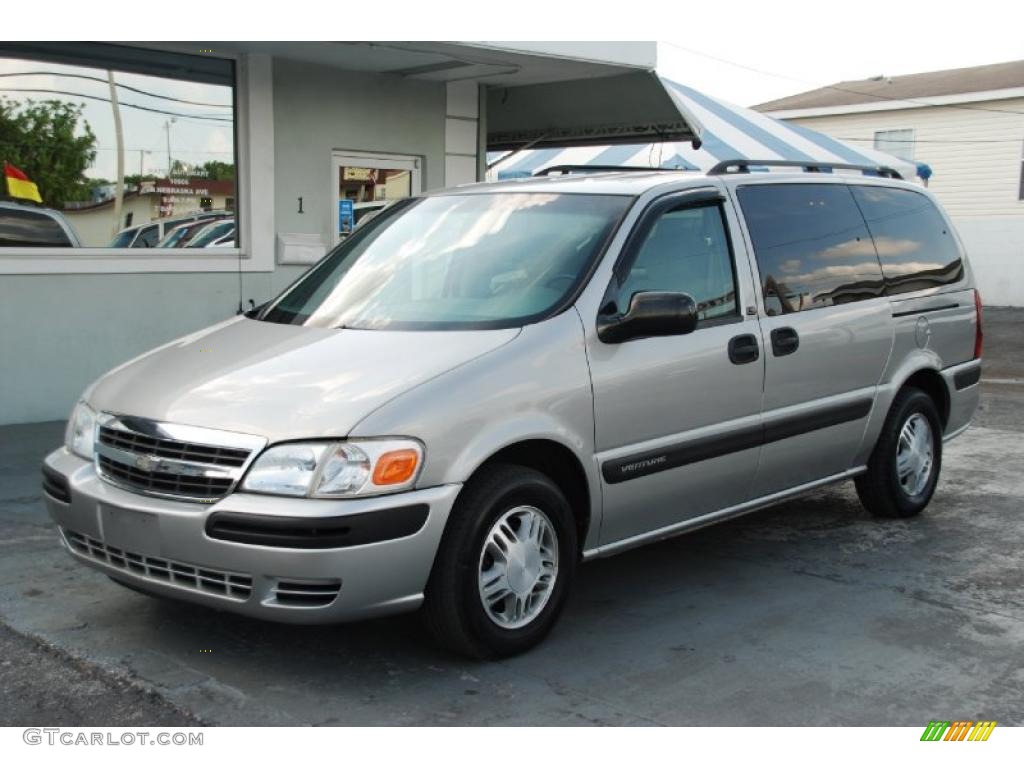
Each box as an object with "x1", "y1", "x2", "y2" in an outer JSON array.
[{"x1": 597, "y1": 291, "x2": 698, "y2": 344}]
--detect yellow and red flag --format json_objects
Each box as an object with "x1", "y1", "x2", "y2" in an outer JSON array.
[{"x1": 4, "y1": 161, "x2": 43, "y2": 203}]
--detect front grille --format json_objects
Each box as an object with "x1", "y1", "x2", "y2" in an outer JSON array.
[
  {"x1": 62, "y1": 528, "x2": 252, "y2": 601},
  {"x1": 98, "y1": 454, "x2": 233, "y2": 500},
  {"x1": 98, "y1": 426, "x2": 250, "y2": 467},
  {"x1": 274, "y1": 580, "x2": 341, "y2": 607},
  {"x1": 94, "y1": 416, "x2": 263, "y2": 502}
]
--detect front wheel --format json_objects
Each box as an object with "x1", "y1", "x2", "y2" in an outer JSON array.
[
  {"x1": 856, "y1": 387, "x2": 943, "y2": 518},
  {"x1": 421, "y1": 463, "x2": 577, "y2": 659}
]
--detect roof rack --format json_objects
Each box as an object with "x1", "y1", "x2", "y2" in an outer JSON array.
[
  {"x1": 533, "y1": 165, "x2": 687, "y2": 177},
  {"x1": 707, "y1": 159, "x2": 903, "y2": 180}
]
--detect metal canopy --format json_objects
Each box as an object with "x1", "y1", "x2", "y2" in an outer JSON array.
[
  {"x1": 487, "y1": 71, "x2": 699, "y2": 151},
  {"x1": 487, "y1": 74, "x2": 920, "y2": 181}
]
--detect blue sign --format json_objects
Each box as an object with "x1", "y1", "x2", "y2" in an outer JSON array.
[{"x1": 338, "y1": 199, "x2": 355, "y2": 235}]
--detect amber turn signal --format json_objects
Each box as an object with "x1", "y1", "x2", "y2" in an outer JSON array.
[{"x1": 372, "y1": 449, "x2": 420, "y2": 486}]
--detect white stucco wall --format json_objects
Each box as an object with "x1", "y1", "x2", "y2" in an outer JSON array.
[{"x1": 272, "y1": 58, "x2": 447, "y2": 260}]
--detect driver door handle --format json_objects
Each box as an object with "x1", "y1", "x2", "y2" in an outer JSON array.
[{"x1": 728, "y1": 334, "x2": 760, "y2": 365}]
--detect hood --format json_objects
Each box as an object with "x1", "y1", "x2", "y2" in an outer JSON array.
[{"x1": 88, "y1": 317, "x2": 519, "y2": 441}]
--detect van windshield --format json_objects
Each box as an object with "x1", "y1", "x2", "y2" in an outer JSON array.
[{"x1": 257, "y1": 192, "x2": 630, "y2": 330}]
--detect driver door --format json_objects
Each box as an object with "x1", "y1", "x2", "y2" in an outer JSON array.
[{"x1": 585, "y1": 190, "x2": 766, "y2": 546}]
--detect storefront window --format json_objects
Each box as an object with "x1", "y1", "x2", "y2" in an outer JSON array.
[{"x1": 0, "y1": 43, "x2": 236, "y2": 250}]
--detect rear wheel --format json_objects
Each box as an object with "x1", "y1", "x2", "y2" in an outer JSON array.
[
  {"x1": 421, "y1": 463, "x2": 577, "y2": 659},
  {"x1": 856, "y1": 387, "x2": 942, "y2": 518}
]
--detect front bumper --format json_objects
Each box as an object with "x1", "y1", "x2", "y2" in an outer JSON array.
[{"x1": 41, "y1": 447, "x2": 461, "y2": 623}]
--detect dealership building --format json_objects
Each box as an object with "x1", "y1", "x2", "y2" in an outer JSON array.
[{"x1": 0, "y1": 41, "x2": 925, "y2": 425}]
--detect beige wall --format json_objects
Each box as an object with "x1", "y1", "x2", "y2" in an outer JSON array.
[{"x1": 64, "y1": 196, "x2": 156, "y2": 247}]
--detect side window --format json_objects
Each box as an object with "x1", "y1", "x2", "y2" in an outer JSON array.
[
  {"x1": 135, "y1": 225, "x2": 161, "y2": 248},
  {"x1": 0, "y1": 207, "x2": 72, "y2": 247},
  {"x1": 737, "y1": 184, "x2": 884, "y2": 315},
  {"x1": 850, "y1": 186, "x2": 963, "y2": 294},
  {"x1": 615, "y1": 204, "x2": 738, "y2": 324}
]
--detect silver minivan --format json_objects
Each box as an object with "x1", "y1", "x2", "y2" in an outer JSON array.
[{"x1": 42, "y1": 163, "x2": 982, "y2": 658}]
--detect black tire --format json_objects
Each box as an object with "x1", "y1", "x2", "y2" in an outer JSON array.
[
  {"x1": 856, "y1": 387, "x2": 943, "y2": 518},
  {"x1": 421, "y1": 463, "x2": 577, "y2": 659}
]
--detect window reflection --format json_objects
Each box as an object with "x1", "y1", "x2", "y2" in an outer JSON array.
[
  {"x1": 0, "y1": 50, "x2": 235, "y2": 249},
  {"x1": 851, "y1": 186, "x2": 963, "y2": 293},
  {"x1": 738, "y1": 184, "x2": 885, "y2": 314},
  {"x1": 260, "y1": 193, "x2": 630, "y2": 330}
]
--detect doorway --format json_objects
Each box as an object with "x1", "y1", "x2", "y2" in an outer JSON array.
[{"x1": 330, "y1": 151, "x2": 421, "y2": 246}]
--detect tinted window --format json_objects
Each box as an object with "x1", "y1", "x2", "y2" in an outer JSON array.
[
  {"x1": 259, "y1": 193, "x2": 630, "y2": 330},
  {"x1": 0, "y1": 208, "x2": 72, "y2": 247},
  {"x1": 738, "y1": 184, "x2": 884, "y2": 315},
  {"x1": 851, "y1": 186, "x2": 963, "y2": 294},
  {"x1": 615, "y1": 204, "x2": 737, "y2": 323}
]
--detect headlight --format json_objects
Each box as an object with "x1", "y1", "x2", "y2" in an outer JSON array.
[
  {"x1": 65, "y1": 401, "x2": 97, "y2": 460},
  {"x1": 241, "y1": 439, "x2": 422, "y2": 498}
]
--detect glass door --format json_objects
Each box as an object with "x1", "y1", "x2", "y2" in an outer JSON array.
[{"x1": 330, "y1": 152, "x2": 421, "y2": 246}]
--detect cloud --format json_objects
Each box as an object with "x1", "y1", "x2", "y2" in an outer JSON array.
[{"x1": 816, "y1": 236, "x2": 920, "y2": 261}]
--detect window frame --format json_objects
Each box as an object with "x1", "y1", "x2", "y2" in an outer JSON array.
[
  {"x1": 0, "y1": 45, "x2": 274, "y2": 275},
  {"x1": 873, "y1": 128, "x2": 916, "y2": 163},
  {"x1": 600, "y1": 187, "x2": 743, "y2": 330}
]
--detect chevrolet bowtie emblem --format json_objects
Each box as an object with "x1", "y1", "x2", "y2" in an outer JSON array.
[{"x1": 135, "y1": 454, "x2": 158, "y2": 472}]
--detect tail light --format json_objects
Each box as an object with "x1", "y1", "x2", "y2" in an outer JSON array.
[{"x1": 973, "y1": 289, "x2": 983, "y2": 359}]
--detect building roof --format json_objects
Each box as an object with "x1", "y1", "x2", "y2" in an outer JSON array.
[{"x1": 754, "y1": 59, "x2": 1024, "y2": 113}]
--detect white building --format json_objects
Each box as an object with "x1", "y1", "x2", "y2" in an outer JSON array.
[
  {"x1": 0, "y1": 41, "x2": 691, "y2": 424},
  {"x1": 755, "y1": 60, "x2": 1024, "y2": 307}
]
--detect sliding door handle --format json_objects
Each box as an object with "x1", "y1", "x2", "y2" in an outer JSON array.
[
  {"x1": 728, "y1": 334, "x2": 760, "y2": 365},
  {"x1": 771, "y1": 327, "x2": 800, "y2": 357}
]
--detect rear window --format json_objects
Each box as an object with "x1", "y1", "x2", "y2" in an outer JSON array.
[
  {"x1": 850, "y1": 186, "x2": 963, "y2": 294},
  {"x1": 737, "y1": 184, "x2": 884, "y2": 315},
  {"x1": 0, "y1": 207, "x2": 72, "y2": 247}
]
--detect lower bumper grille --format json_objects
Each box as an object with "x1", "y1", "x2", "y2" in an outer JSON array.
[
  {"x1": 274, "y1": 580, "x2": 341, "y2": 607},
  {"x1": 62, "y1": 528, "x2": 253, "y2": 601}
]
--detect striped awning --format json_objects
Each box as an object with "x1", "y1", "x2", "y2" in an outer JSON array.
[{"x1": 488, "y1": 77, "x2": 919, "y2": 182}]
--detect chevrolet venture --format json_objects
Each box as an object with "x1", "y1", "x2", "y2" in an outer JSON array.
[{"x1": 42, "y1": 162, "x2": 982, "y2": 658}]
